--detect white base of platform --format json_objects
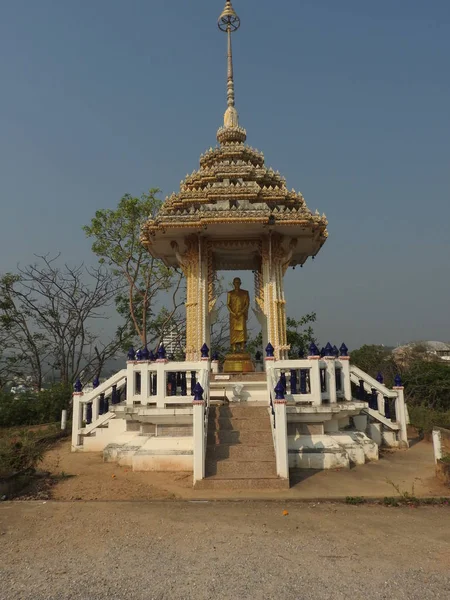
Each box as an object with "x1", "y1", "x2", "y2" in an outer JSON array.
[
  {"x1": 103, "y1": 434, "x2": 193, "y2": 472},
  {"x1": 288, "y1": 431, "x2": 378, "y2": 470}
]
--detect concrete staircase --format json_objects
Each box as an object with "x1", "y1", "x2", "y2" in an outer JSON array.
[{"x1": 195, "y1": 404, "x2": 289, "y2": 490}]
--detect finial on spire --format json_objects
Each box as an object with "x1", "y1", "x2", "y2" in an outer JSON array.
[{"x1": 218, "y1": 1, "x2": 240, "y2": 129}]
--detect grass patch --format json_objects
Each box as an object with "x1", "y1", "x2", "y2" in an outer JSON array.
[
  {"x1": 345, "y1": 496, "x2": 366, "y2": 505},
  {"x1": 0, "y1": 424, "x2": 67, "y2": 478}
]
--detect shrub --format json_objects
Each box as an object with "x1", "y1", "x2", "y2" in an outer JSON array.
[
  {"x1": 0, "y1": 385, "x2": 72, "y2": 428},
  {"x1": 407, "y1": 406, "x2": 450, "y2": 434},
  {"x1": 0, "y1": 431, "x2": 44, "y2": 477}
]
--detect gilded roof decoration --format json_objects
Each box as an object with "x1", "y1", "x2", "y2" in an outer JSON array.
[{"x1": 142, "y1": 1, "x2": 328, "y2": 245}]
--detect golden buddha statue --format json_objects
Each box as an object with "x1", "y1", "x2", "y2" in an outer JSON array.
[
  {"x1": 227, "y1": 277, "x2": 249, "y2": 352},
  {"x1": 223, "y1": 277, "x2": 255, "y2": 373}
]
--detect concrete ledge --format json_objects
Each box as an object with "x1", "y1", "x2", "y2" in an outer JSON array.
[{"x1": 288, "y1": 435, "x2": 350, "y2": 469}]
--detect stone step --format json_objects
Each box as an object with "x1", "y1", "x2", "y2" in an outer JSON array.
[
  {"x1": 209, "y1": 406, "x2": 268, "y2": 419},
  {"x1": 208, "y1": 417, "x2": 271, "y2": 432},
  {"x1": 207, "y1": 459, "x2": 277, "y2": 478},
  {"x1": 207, "y1": 443, "x2": 275, "y2": 461},
  {"x1": 117, "y1": 437, "x2": 150, "y2": 467},
  {"x1": 207, "y1": 429, "x2": 273, "y2": 446},
  {"x1": 103, "y1": 433, "x2": 142, "y2": 462},
  {"x1": 194, "y1": 476, "x2": 290, "y2": 490}
]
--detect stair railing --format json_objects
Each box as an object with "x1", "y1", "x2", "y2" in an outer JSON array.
[
  {"x1": 125, "y1": 359, "x2": 210, "y2": 409},
  {"x1": 267, "y1": 357, "x2": 352, "y2": 405},
  {"x1": 71, "y1": 369, "x2": 127, "y2": 449},
  {"x1": 349, "y1": 365, "x2": 408, "y2": 447}
]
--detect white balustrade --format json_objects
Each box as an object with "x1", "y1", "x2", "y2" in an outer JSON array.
[
  {"x1": 125, "y1": 360, "x2": 209, "y2": 409},
  {"x1": 72, "y1": 361, "x2": 211, "y2": 453},
  {"x1": 266, "y1": 358, "x2": 351, "y2": 407}
]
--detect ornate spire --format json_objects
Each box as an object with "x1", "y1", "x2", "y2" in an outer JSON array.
[{"x1": 218, "y1": 1, "x2": 240, "y2": 129}]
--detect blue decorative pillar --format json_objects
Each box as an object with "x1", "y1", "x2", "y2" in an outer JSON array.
[
  {"x1": 358, "y1": 379, "x2": 365, "y2": 401},
  {"x1": 86, "y1": 403, "x2": 92, "y2": 425},
  {"x1": 193, "y1": 382, "x2": 204, "y2": 401},
  {"x1": 300, "y1": 370, "x2": 307, "y2": 394},
  {"x1": 290, "y1": 369, "x2": 298, "y2": 394},
  {"x1": 99, "y1": 392, "x2": 105, "y2": 415}
]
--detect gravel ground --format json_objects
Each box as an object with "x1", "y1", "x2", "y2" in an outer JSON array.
[{"x1": 1, "y1": 501, "x2": 449, "y2": 600}]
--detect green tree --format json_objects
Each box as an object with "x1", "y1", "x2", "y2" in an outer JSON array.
[
  {"x1": 286, "y1": 313, "x2": 317, "y2": 357},
  {"x1": 350, "y1": 344, "x2": 398, "y2": 385},
  {"x1": 83, "y1": 191, "x2": 183, "y2": 350},
  {"x1": 403, "y1": 361, "x2": 450, "y2": 411},
  {"x1": 246, "y1": 313, "x2": 317, "y2": 358}
]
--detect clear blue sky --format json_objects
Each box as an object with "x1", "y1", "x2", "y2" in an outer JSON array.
[{"x1": 1, "y1": 0, "x2": 449, "y2": 350}]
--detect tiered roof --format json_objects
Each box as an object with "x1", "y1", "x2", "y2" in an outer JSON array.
[{"x1": 142, "y1": 1, "x2": 327, "y2": 247}]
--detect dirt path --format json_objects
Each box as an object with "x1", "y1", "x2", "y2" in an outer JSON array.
[
  {"x1": 38, "y1": 438, "x2": 449, "y2": 501},
  {"x1": 1, "y1": 501, "x2": 449, "y2": 600}
]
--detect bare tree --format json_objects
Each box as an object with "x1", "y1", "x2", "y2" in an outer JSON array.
[{"x1": 0, "y1": 255, "x2": 123, "y2": 387}]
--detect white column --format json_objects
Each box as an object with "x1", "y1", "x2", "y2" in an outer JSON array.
[
  {"x1": 61, "y1": 409, "x2": 67, "y2": 431},
  {"x1": 155, "y1": 362, "x2": 167, "y2": 408},
  {"x1": 193, "y1": 400, "x2": 205, "y2": 482},
  {"x1": 309, "y1": 358, "x2": 322, "y2": 406},
  {"x1": 393, "y1": 386, "x2": 409, "y2": 448},
  {"x1": 340, "y1": 357, "x2": 352, "y2": 401},
  {"x1": 92, "y1": 395, "x2": 100, "y2": 422},
  {"x1": 377, "y1": 392, "x2": 385, "y2": 416},
  {"x1": 432, "y1": 429, "x2": 443, "y2": 464},
  {"x1": 141, "y1": 363, "x2": 150, "y2": 405},
  {"x1": 71, "y1": 393, "x2": 83, "y2": 449},
  {"x1": 274, "y1": 400, "x2": 289, "y2": 479},
  {"x1": 325, "y1": 358, "x2": 337, "y2": 403},
  {"x1": 126, "y1": 361, "x2": 135, "y2": 405}
]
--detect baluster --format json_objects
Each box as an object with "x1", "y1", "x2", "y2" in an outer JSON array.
[
  {"x1": 86, "y1": 403, "x2": 93, "y2": 425},
  {"x1": 191, "y1": 371, "x2": 197, "y2": 395},
  {"x1": 170, "y1": 373, "x2": 177, "y2": 396},
  {"x1": 320, "y1": 369, "x2": 327, "y2": 393},
  {"x1": 370, "y1": 388, "x2": 378, "y2": 410},
  {"x1": 290, "y1": 369, "x2": 298, "y2": 394},
  {"x1": 300, "y1": 369, "x2": 307, "y2": 394},
  {"x1": 280, "y1": 372, "x2": 287, "y2": 392},
  {"x1": 384, "y1": 397, "x2": 391, "y2": 419},
  {"x1": 335, "y1": 368, "x2": 342, "y2": 392},
  {"x1": 135, "y1": 372, "x2": 141, "y2": 395},
  {"x1": 181, "y1": 372, "x2": 187, "y2": 396},
  {"x1": 358, "y1": 379, "x2": 365, "y2": 401},
  {"x1": 111, "y1": 384, "x2": 118, "y2": 405},
  {"x1": 99, "y1": 393, "x2": 105, "y2": 415},
  {"x1": 151, "y1": 372, "x2": 157, "y2": 396}
]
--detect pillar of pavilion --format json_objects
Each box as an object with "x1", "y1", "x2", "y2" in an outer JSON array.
[{"x1": 141, "y1": 1, "x2": 328, "y2": 364}]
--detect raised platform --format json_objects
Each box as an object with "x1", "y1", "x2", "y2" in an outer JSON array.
[
  {"x1": 211, "y1": 372, "x2": 266, "y2": 382},
  {"x1": 222, "y1": 352, "x2": 255, "y2": 373}
]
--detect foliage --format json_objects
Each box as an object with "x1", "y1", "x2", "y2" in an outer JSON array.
[
  {"x1": 286, "y1": 314, "x2": 317, "y2": 358},
  {"x1": 350, "y1": 345, "x2": 398, "y2": 385},
  {"x1": 403, "y1": 361, "x2": 450, "y2": 412},
  {"x1": 0, "y1": 255, "x2": 123, "y2": 387},
  {"x1": 0, "y1": 431, "x2": 44, "y2": 476},
  {"x1": 83, "y1": 191, "x2": 183, "y2": 349},
  {"x1": 0, "y1": 424, "x2": 66, "y2": 477},
  {"x1": 0, "y1": 385, "x2": 72, "y2": 428},
  {"x1": 345, "y1": 496, "x2": 366, "y2": 505},
  {"x1": 247, "y1": 313, "x2": 317, "y2": 358},
  {"x1": 407, "y1": 406, "x2": 450, "y2": 434}
]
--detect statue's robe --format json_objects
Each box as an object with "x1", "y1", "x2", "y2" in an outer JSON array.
[{"x1": 227, "y1": 289, "x2": 249, "y2": 346}]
